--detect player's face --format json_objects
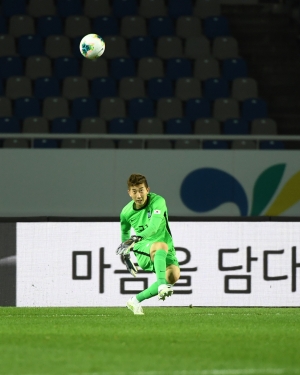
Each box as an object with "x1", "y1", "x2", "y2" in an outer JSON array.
[{"x1": 128, "y1": 184, "x2": 150, "y2": 208}]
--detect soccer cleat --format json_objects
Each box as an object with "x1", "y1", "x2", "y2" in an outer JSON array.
[
  {"x1": 158, "y1": 284, "x2": 173, "y2": 301},
  {"x1": 126, "y1": 297, "x2": 144, "y2": 315}
]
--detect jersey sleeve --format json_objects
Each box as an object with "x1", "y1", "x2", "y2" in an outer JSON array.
[
  {"x1": 139, "y1": 196, "x2": 166, "y2": 239},
  {"x1": 120, "y1": 211, "x2": 131, "y2": 242}
]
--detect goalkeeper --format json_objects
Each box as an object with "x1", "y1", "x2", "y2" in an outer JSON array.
[{"x1": 116, "y1": 173, "x2": 180, "y2": 315}]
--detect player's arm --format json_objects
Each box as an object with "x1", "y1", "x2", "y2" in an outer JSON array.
[
  {"x1": 138, "y1": 197, "x2": 166, "y2": 239},
  {"x1": 120, "y1": 212, "x2": 131, "y2": 242}
]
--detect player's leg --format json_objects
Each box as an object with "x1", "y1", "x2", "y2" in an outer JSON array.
[{"x1": 166, "y1": 264, "x2": 180, "y2": 284}]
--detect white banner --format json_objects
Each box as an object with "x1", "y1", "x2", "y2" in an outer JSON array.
[{"x1": 17, "y1": 222, "x2": 300, "y2": 307}]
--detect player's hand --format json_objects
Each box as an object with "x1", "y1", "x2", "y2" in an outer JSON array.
[
  {"x1": 116, "y1": 235, "x2": 143, "y2": 255},
  {"x1": 123, "y1": 254, "x2": 138, "y2": 277}
]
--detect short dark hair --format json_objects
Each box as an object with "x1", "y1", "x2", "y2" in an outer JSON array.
[{"x1": 127, "y1": 174, "x2": 148, "y2": 189}]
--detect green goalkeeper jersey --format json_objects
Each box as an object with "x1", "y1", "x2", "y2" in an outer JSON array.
[{"x1": 120, "y1": 192, "x2": 174, "y2": 248}]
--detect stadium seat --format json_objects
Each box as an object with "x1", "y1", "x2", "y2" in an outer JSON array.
[
  {"x1": 57, "y1": 0, "x2": 82, "y2": 17},
  {"x1": 99, "y1": 98, "x2": 126, "y2": 120},
  {"x1": 185, "y1": 98, "x2": 211, "y2": 120},
  {"x1": 149, "y1": 17, "x2": 174, "y2": 38},
  {"x1": 45, "y1": 36, "x2": 72, "y2": 59},
  {"x1": 241, "y1": 98, "x2": 268, "y2": 122},
  {"x1": 0, "y1": 35, "x2": 17, "y2": 57},
  {"x1": 184, "y1": 36, "x2": 211, "y2": 59},
  {"x1": 119, "y1": 77, "x2": 146, "y2": 100},
  {"x1": 25, "y1": 56, "x2": 52, "y2": 79},
  {"x1": 71, "y1": 98, "x2": 98, "y2": 120},
  {"x1": 9, "y1": 15, "x2": 35, "y2": 38},
  {"x1": 165, "y1": 118, "x2": 192, "y2": 134},
  {"x1": 65, "y1": 16, "x2": 91, "y2": 38},
  {"x1": 129, "y1": 36, "x2": 155, "y2": 59},
  {"x1": 81, "y1": 58, "x2": 108, "y2": 79},
  {"x1": 168, "y1": 0, "x2": 193, "y2": 18},
  {"x1": 156, "y1": 37, "x2": 183, "y2": 59},
  {"x1": 33, "y1": 139, "x2": 58, "y2": 148},
  {"x1": 103, "y1": 36, "x2": 128, "y2": 59},
  {"x1": 110, "y1": 58, "x2": 136, "y2": 79},
  {"x1": 194, "y1": 118, "x2": 221, "y2": 134},
  {"x1": 0, "y1": 16, "x2": 7, "y2": 34},
  {"x1": 84, "y1": 0, "x2": 111, "y2": 18},
  {"x1": 51, "y1": 118, "x2": 77, "y2": 133},
  {"x1": 37, "y1": 16, "x2": 63, "y2": 38},
  {"x1": 251, "y1": 118, "x2": 277, "y2": 135},
  {"x1": 80, "y1": 118, "x2": 107, "y2": 133},
  {"x1": 231, "y1": 140, "x2": 256, "y2": 150},
  {"x1": 120, "y1": 16, "x2": 147, "y2": 38},
  {"x1": 42, "y1": 97, "x2": 69, "y2": 120},
  {"x1": 203, "y1": 16, "x2": 230, "y2": 40},
  {"x1": 53, "y1": 57, "x2": 80, "y2": 79},
  {"x1": 0, "y1": 57, "x2": 23, "y2": 78},
  {"x1": 0, "y1": 97, "x2": 12, "y2": 117},
  {"x1": 28, "y1": 0, "x2": 56, "y2": 17},
  {"x1": 176, "y1": 16, "x2": 202, "y2": 38},
  {"x1": 118, "y1": 139, "x2": 144, "y2": 149},
  {"x1": 194, "y1": 57, "x2": 220, "y2": 81},
  {"x1": 137, "y1": 58, "x2": 164, "y2": 80},
  {"x1": 62, "y1": 77, "x2": 89, "y2": 100},
  {"x1": 139, "y1": 0, "x2": 167, "y2": 18},
  {"x1": 194, "y1": 0, "x2": 221, "y2": 18},
  {"x1": 175, "y1": 78, "x2": 202, "y2": 101},
  {"x1": 232, "y1": 78, "x2": 258, "y2": 101},
  {"x1": 203, "y1": 140, "x2": 229, "y2": 149},
  {"x1": 146, "y1": 140, "x2": 172, "y2": 149},
  {"x1": 166, "y1": 58, "x2": 192, "y2": 80},
  {"x1": 2, "y1": 0, "x2": 26, "y2": 17},
  {"x1": 204, "y1": 77, "x2": 230, "y2": 100},
  {"x1": 14, "y1": 98, "x2": 41, "y2": 120},
  {"x1": 174, "y1": 140, "x2": 200, "y2": 149},
  {"x1": 156, "y1": 98, "x2": 183, "y2": 121},
  {"x1": 18, "y1": 35, "x2": 44, "y2": 57},
  {"x1": 93, "y1": 16, "x2": 119, "y2": 37},
  {"x1": 23, "y1": 117, "x2": 49, "y2": 133},
  {"x1": 3, "y1": 139, "x2": 29, "y2": 148},
  {"x1": 222, "y1": 58, "x2": 248, "y2": 81},
  {"x1": 137, "y1": 118, "x2": 164, "y2": 134},
  {"x1": 212, "y1": 37, "x2": 239, "y2": 60},
  {"x1": 0, "y1": 117, "x2": 21, "y2": 133},
  {"x1": 61, "y1": 139, "x2": 87, "y2": 148},
  {"x1": 90, "y1": 139, "x2": 116, "y2": 148},
  {"x1": 72, "y1": 36, "x2": 84, "y2": 59},
  {"x1": 259, "y1": 141, "x2": 285, "y2": 150},
  {"x1": 148, "y1": 77, "x2": 173, "y2": 100},
  {"x1": 109, "y1": 118, "x2": 135, "y2": 133},
  {"x1": 223, "y1": 118, "x2": 249, "y2": 134},
  {"x1": 91, "y1": 77, "x2": 117, "y2": 99},
  {"x1": 6, "y1": 77, "x2": 32, "y2": 100},
  {"x1": 213, "y1": 98, "x2": 239, "y2": 122},
  {"x1": 113, "y1": 0, "x2": 137, "y2": 17},
  {"x1": 128, "y1": 98, "x2": 155, "y2": 120}
]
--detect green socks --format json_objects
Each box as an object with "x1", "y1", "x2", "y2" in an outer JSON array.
[
  {"x1": 153, "y1": 249, "x2": 167, "y2": 286},
  {"x1": 136, "y1": 250, "x2": 167, "y2": 303},
  {"x1": 136, "y1": 281, "x2": 159, "y2": 302}
]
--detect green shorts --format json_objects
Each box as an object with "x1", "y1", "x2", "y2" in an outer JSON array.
[{"x1": 133, "y1": 240, "x2": 180, "y2": 272}]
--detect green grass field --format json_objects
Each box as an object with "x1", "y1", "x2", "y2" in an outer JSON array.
[{"x1": 0, "y1": 307, "x2": 300, "y2": 375}]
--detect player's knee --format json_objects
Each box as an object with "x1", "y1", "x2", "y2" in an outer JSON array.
[{"x1": 152, "y1": 242, "x2": 168, "y2": 252}]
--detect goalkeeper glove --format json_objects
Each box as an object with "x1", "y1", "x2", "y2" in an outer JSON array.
[
  {"x1": 116, "y1": 235, "x2": 143, "y2": 256},
  {"x1": 123, "y1": 254, "x2": 138, "y2": 277}
]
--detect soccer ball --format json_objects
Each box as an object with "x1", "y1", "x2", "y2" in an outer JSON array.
[{"x1": 79, "y1": 34, "x2": 105, "y2": 59}]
